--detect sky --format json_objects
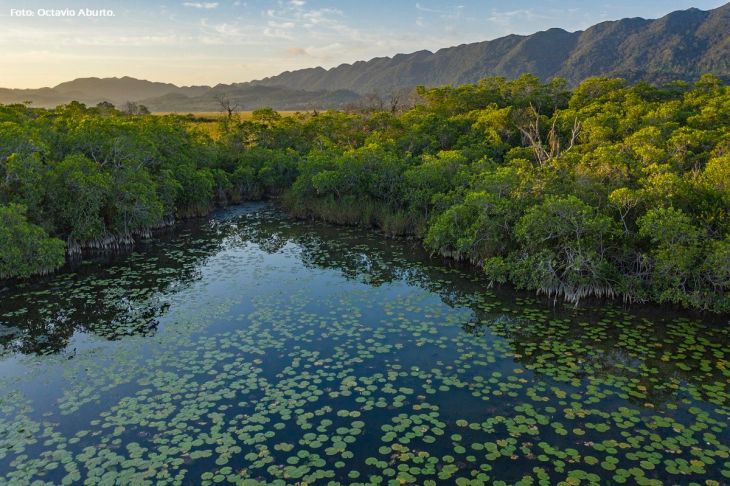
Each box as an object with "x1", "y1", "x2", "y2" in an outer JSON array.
[{"x1": 0, "y1": 0, "x2": 726, "y2": 89}]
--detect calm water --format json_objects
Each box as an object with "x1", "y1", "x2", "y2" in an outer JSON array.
[{"x1": 0, "y1": 204, "x2": 728, "y2": 485}]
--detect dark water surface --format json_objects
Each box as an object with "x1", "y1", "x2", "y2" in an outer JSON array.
[{"x1": 0, "y1": 204, "x2": 728, "y2": 485}]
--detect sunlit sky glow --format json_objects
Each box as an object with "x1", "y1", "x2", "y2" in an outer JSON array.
[{"x1": 0, "y1": 0, "x2": 726, "y2": 88}]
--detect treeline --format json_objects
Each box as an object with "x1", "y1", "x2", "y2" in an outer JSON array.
[
  {"x1": 0, "y1": 101, "x2": 221, "y2": 278},
  {"x1": 0, "y1": 74, "x2": 728, "y2": 312}
]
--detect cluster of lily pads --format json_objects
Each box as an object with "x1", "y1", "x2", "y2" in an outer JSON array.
[{"x1": 0, "y1": 206, "x2": 728, "y2": 485}]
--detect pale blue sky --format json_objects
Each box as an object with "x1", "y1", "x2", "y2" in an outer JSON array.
[{"x1": 0, "y1": 0, "x2": 726, "y2": 88}]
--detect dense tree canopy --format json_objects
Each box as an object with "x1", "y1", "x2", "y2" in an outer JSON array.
[
  {"x1": 0, "y1": 74, "x2": 728, "y2": 311},
  {"x1": 0, "y1": 203, "x2": 65, "y2": 279}
]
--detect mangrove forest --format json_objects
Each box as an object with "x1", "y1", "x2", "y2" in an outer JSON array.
[{"x1": 1, "y1": 74, "x2": 728, "y2": 312}]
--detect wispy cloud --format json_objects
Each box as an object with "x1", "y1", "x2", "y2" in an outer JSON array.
[
  {"x1": 415, "y1": 3, "x2": 464, "y2": 18},
  {"x1": 415, "y1": 3, "x2": 454, "y2": 14},
  {"x1": 182, "y1": 2, "x2": 219, "y2": 9},
  {"x1": 413, "y1": 3, "x2": 467, "y2": 36},
  {"x1": 197, "y1": 18, "x2": 264, "y2": 44},
  {"x1": 484, "y1": 8, "x2": 558, "y2": 36},
  {"x1": 262, "y1": 3, "x2": 354, "y2": 45},
  {"x1": 487, "y1": 8, "x2": 552, "y2": 25},
  {"x1": 0, "y1": 26, "x2": 187, "y2": 47}
]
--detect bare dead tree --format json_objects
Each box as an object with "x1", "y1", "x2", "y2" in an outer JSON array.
[
  {"x1": 388, "y1": 87, "x2": 417, "y2": 114},
  {"x1": 304, "y1": 103, "x2": 320, "y2": 117},
  {"x1": 389, "y1": 92, "x2": 400, "y2": 114},
  {"x1": 214, "y1": 94, "x2": 239, "y2": 120},
  {"x1": 516, "y1": 104, "x2": 581, "y2": 166},
  {"x1": 567, "y1": 117, "x2": 581, "y2": 150}
]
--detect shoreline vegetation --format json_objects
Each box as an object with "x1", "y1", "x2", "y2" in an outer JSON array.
[{"x1": 0, "y1": 74, "x2": 728, "y2": 312}]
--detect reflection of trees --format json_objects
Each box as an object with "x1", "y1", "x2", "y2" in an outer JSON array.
[
  {"x1": 224, "y1": 207, "x2": 729, "y2": 409},
  {"x1": 0, "y1": 219, "x2": 226, "y2": 356},
  {"x1": 225, "y1": 207, "x2": 440, "y2": 288},
  {"x1": 1, "y1": 202, "x2": 727, "y2": 412}
]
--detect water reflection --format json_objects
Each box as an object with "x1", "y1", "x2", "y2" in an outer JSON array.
[
  {"x1": 0, "y1": 203, "x2": 728, "y2": 484},
  {"x1": 1, "y1": 204, "x2": 728, "y2": 413}
]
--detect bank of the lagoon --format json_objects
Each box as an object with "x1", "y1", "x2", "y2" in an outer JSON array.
[{"x1": 0, "y1": 204, "x2": 728, "y2": 485}]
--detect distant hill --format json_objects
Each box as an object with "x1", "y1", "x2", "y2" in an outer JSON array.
[
  {"x1": 0, "y1": 3, "x2": 727, "y2": 111},
  {"x1": 52, "y1": 77, "x2": 208, "y2": 102},
  {"x1": 252, "y1": 3, "x2": 729, "y2": 93},
  {"x1": 0, "y1": 77, "x2": 206, "y2": 108},
  {"x1": 0, "y1": 77, "x2": 359, "y2": 111},
  {"x1": 139, "y1": 85, "x2": 361, "y2": 112}
]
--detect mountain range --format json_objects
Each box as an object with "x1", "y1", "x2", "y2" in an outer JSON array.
[{"x1": 1, "y1": 3, "x2": 728, "y2": 111}]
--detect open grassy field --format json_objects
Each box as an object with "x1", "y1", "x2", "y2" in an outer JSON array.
[
  {"x1": 153, "y1": 111, "x2": 304, "y2": 139},
  {"x1": 153, "y1": 111, "x2": 302, "y2": 120}
]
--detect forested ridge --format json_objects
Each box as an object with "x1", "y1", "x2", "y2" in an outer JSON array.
[
  {"x1": 1, "y1": 74, "x2": 728, "y2": 312},
  {"x1": 252, "y1": 4, "x2": 730, "y2": 93}
]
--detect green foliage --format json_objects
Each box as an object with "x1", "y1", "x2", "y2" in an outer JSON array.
[
  {"x1": 637, "y1": 208, "x2": 729, "y2": 311},
  {"x1": 0, "y1": 203, "x2": 65, "y2": 279},
  {"x1": 0, "y1": 104, "x2": 224, "y2": 273},
  {"x1": 1, "y1": 74, "x2": 728, "y2": 311},
  {"x1": 49, "y1": 154, "x2": 112, "y2": 242},
  {"x1": 508, "y1": 196, "x2": 620, "y2": 303},
  {"x1": 107, "y1": 162, "x2": 164, "y2": 235},
  {"x1": 403, "y1": 150, "x2": 467, "y2": 220},
  {"x1": 277, "y1": 75, "x2": 729, "y2": 311},
  {"x1": 175, "y1": 166, "x2": 214, "y2": 217},
  {"x1": 3, "y1": 153, "x2": 52, "y2": 230}
]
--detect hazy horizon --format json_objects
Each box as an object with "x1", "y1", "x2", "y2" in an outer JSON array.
[{"x1": 1, "y1": 0, "x2": 727, "y2": 89}]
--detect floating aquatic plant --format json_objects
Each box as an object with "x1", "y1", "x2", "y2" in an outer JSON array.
[{"x1": 0, "y1": 206, "x2": 728, "y2": 484}]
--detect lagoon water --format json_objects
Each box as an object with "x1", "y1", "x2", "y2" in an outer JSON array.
[{"x1": 0, "y1": 204, "x2": 728, "y2": 485}]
